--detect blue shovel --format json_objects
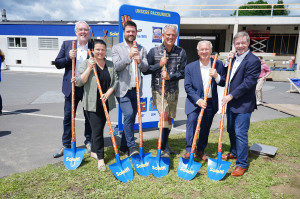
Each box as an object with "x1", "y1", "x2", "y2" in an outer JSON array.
[
  {"x1": 149, "y1": 51, "x2": 169, "y2": 178},
  {"x1": 177, "y1": 54, "x2": 218, "y2": 180},
  {"x1": 207, "y1": 58, "x2": 233, "y2": 181},
  {"x1": 130, "y1": 41, "x2": 152, "y2": 176},
  {"x1": 88, "y1": 50, "x2": 133, "y2": 183},
  {"x1": 63, "y1": 41, "x2": 85, "y2": 170}
]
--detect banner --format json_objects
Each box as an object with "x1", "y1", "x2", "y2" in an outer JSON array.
[{"x1": 118, "y1": 4, "x2": 180, "y2": 131}]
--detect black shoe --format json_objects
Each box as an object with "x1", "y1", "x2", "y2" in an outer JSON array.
[
  {"x1": 128, "y1": 147, "x2": 139, "y2": 157},
  {"x1": 119, "y1": 145, "x2": 129, "y2": 155},
  {"x1": 165, "y1": 145, "x2": 175, "y2": 155},
  {"x1": 161, "y1": 149, "x2": 170, "y2": 158},
  {"x1": 53, "y1": 146, "x2": 66, "y2": 158}
]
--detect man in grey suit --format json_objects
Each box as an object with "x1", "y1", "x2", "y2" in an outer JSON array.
[{"x1": 112, "y1": 21, "x2": 149, "y2": 157}]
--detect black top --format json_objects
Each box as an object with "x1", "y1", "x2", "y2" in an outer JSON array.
[{"x1": 96, "y1": 64, "x2": 111, "y2": 109}]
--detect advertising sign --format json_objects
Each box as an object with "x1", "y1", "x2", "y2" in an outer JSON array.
[{"x1": 118, "y1": 4, "x2": 180, "y2": 131}]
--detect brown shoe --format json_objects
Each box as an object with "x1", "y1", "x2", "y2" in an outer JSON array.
[
  {"x1": 195, "y1": 151, "x2": 208, "y2": 161},
  {"x1": 222, "y1": 153, "x2": 237, "y2": 160},
  {"x1": 182, "y1": 152, "x2": 191, "y2": 159},
  {"x1": 231, "y1": 166, "x2": 246, "y2": 177}
]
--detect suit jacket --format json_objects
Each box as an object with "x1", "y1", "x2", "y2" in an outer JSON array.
[
  {"x1": 227, "y1": 51, "x2": 261, "y2": 113},
  {"x1": 112, "y1": 42, "x2": 149, "y2": 98},
  {"x1": 55, "y1": 40, "x2": 93, "y2": 97},
  {"x1": 76, "y1": 59, "x2": 118, "y2": 112},
  {"x1": 185, "y1": 58, "x2": 226, "y2": 115}
]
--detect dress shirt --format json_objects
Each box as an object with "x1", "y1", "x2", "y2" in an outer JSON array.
[
  {"x1": 196, "y1": 59, "x2": 220, "y2": 105},
  {"x1": 75, "y1": 42, "x2": 88, "y2": 76},
  {"x1": 124, "y1": 41, "x2": 137, "y2": 88},
  {"x1": 230, "y1": 50, "x2": 250, "y2": 82}
]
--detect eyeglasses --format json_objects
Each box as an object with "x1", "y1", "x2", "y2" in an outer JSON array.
[{"x1": 77, "y1": 28, "x2": 89, "y2": 32}]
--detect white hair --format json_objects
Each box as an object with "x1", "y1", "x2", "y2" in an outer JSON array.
[
  {"x1": 196, "y1": 40, "x2": 213, "y2": 50},
  {"x1": 74, "y1": 21, "x2": 90, "y2": 31}
]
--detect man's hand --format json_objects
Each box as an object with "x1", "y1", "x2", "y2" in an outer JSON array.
[
  {"x1": 197, "y1": 99, "x2": 207, "y2": 109},
  {"x1": 69, "y1": 49, "x2": 77, "y2": 60},
  {"x1": 209, "y1": 68, "x2": 218, "y2": 79},
  {"x1": 228, "y1": 51, "x2": 235, "y2": 60},
  {"x1": 161, "y1": 71, "x2": 170, "y2": 80},
  {"x1": 222, "y1": 94, "x2": 233, "y2": 106}
]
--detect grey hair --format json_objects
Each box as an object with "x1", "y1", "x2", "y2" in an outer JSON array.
[
  {"x1": 196, "y1": 40, "x2": 213, "y2": 50},
  {"x1": 233, "y1": 31, "x2": 250, "y2": 43},
  {"x1": 74, "y1": 21, "x2": 90, "y2": 31},
  {"x1": 162, "y1": 24, "x2": 178, "y2": 36}
]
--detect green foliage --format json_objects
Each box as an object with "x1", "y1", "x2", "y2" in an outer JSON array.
[
  {"x1": 231, "y1": 0, "x2": 290, "y2": 16},
  {"x1": 0, "y1": 117, "x2": 299, "y2": 198}
]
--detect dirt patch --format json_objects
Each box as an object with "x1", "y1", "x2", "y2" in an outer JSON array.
[{"x1": 270, "y1": 184, "x2": 300, "y2": 198}]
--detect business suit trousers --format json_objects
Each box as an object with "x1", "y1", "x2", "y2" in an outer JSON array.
[
  {"x1": 226, "y1": 111, "x2": 251, "y2": 168},
  {"x1": 185, "y1": 101, "x2": 214, "y2": 152},
  {"x1": 86, "y1": 105, "x2": 106, "y2": 160},
  {"x1": 117, "y1": 90, "x2": 137, "y2": 149},
  {"x1": 62, "y1": 86, "x2": 92, "y2": 148}
]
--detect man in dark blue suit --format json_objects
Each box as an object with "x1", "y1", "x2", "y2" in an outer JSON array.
[
  {"x1": 222, "y1": 31, "x2": 261, "y2": 177},
  {"x1": 53, "y1": 21, "x2": 92, "y2": 158},
  {"x1": 183, "y1": 41, "x2": 225, "y2": 161}
]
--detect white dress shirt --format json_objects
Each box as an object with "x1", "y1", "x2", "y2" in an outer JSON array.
[
  {"x1": 75, "y1": 42, "x2": 88, "y2": 76},
  {"x1": 196, "y1": 59, "x2": 220, "y2": 105},
  {"x1": 229, "y1": 50, "x2": 250, "y2": 82}
]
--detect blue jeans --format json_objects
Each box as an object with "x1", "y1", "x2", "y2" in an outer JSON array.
[
  {"x1": 117, "y1": 90, "x2": 137, "y2": 149},
  {"x1": 226, "y1": 111, "x2": 251, "y2": 168},
  {"x1": 62, "y1": 86, "x2": 92, "y2": 148},
  {"x1": 186, "y1": 101, "x2": 214, "y2": 152}
]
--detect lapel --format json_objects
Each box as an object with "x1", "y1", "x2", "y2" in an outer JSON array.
[
  {"x1": 195, "y1": 60, "x2": 204, "y2": 93},
  {"x1": 209, "y1": 57, "x2": 215, "y2": 91},
  {"x1": 230, "y1": 51, "x2": 251, "y2": 82}
]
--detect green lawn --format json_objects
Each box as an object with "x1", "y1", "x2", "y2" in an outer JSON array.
[{"x1": 1, "y1": 117, "x2": 299, "y2": 198}]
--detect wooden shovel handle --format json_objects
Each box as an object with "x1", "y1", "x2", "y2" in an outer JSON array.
[
  {"x1": 87, "y1": 50, "x2": 119, "y2": 155},
  {"x1": 158, "y1": 50, "x2": 167, "y2": 150},
  {"x1": 191, "y1": 54, "x2": 218, "y2": 153},
  {"x1": 133, "y1": 41, "x2": 143, "y2": 148},
  {"x1": 218, "y1": 58, "x2": 233, "y2": 152},
  {"x1": 71, "y1": 41, "x2": 76, "y2": 142}
]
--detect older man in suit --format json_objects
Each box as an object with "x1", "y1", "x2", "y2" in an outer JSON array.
[
  {"x1": 183, "y1": 41, "x2": 225, "y2": 161},
  {"x1": 112, "y1": 20, "x2": 149, "y2": 157},
  {"x1": 222, "y1": 31, "x2": 261, "y2": 177},
  {"x1": 53, "y1": 21, "x2": 92, "y2": 158}
]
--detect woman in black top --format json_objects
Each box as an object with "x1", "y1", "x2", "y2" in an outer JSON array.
[{"x1": 76, "y1": 40, "x2": 118, "y2": 171}]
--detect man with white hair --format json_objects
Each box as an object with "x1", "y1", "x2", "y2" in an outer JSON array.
[
  {"x1": 183, "y1": 40, "x2": 225, "y2": 161},
  {"x1": 146, "y1": 24, "x2": 187, "y2": 157},
  {"x1": 53, "y1": 21, "x2": 92, "y2": 158}
]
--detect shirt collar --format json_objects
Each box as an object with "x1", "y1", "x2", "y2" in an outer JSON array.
[
  {"x1": 77, "y1": 41, "x2": 88, "y2": 49},
  {"x1": 235, "y1": 50, "x2": 250, "y2": 60},
  {"x1": 199, "y1": 59, "x2": 211, "y2": 68}
]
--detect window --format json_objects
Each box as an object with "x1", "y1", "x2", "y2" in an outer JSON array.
[
  {"x1": 39, "y1": 38, "x2": 58, "y2": 50},
  {"x1": 8, "y1": 37, "x2": 27, "y2": 48},
  {"x1": 39, "y1": 38, "x2": 59, "y2": 49}
]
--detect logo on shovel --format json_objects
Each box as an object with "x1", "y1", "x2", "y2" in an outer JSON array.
[
  {"x1": 116, "y1": 167, "x2": 130, "y2": 176},
  {"x1": 209, "y1": 167, "x2": 224, "y2": 174}
]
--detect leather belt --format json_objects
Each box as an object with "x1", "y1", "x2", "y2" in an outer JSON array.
[
  {"x1": 128, "y1": 87, "x2": 136, "y2": 90},
  {"x1": 207, "y1": 98, "x2": 212, "y2": 101}
]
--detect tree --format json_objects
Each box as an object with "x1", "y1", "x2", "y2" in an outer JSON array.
[{"x1": 231, "y1": 0, "x2": 290, "y2": 16}]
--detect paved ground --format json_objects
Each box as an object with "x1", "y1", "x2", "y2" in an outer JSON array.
[{"x1": 0, "y1": 70, "x2": 299, "y2": 178}]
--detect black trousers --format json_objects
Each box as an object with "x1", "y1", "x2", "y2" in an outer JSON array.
[{"x1": 86, "y1": 105, "x2": 107, "y2": 160}]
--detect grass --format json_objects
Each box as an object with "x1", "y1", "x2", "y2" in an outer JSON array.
[{"x1": 1, "y1": 117, "x2": 300, "y2": 198}]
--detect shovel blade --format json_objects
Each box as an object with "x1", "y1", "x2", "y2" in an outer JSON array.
[
  {"x1": 131, "y1": 149, "x2": 152, "y2": 176},
  {"x1": 177, "y1": 154, "x2": 202, "y2": 181},
  {"x1": 149, "y1": 150, "x2": 169, "y2": 178},
  {"x1": 109, "y1": 155, "x2": 134, "y2": 183},
  {"x1": 63, "y1": 143, "x2": 85, "y2": 170},
  {"x1": 207, "y1": 152, "x2": 231, "y2": 181}
]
